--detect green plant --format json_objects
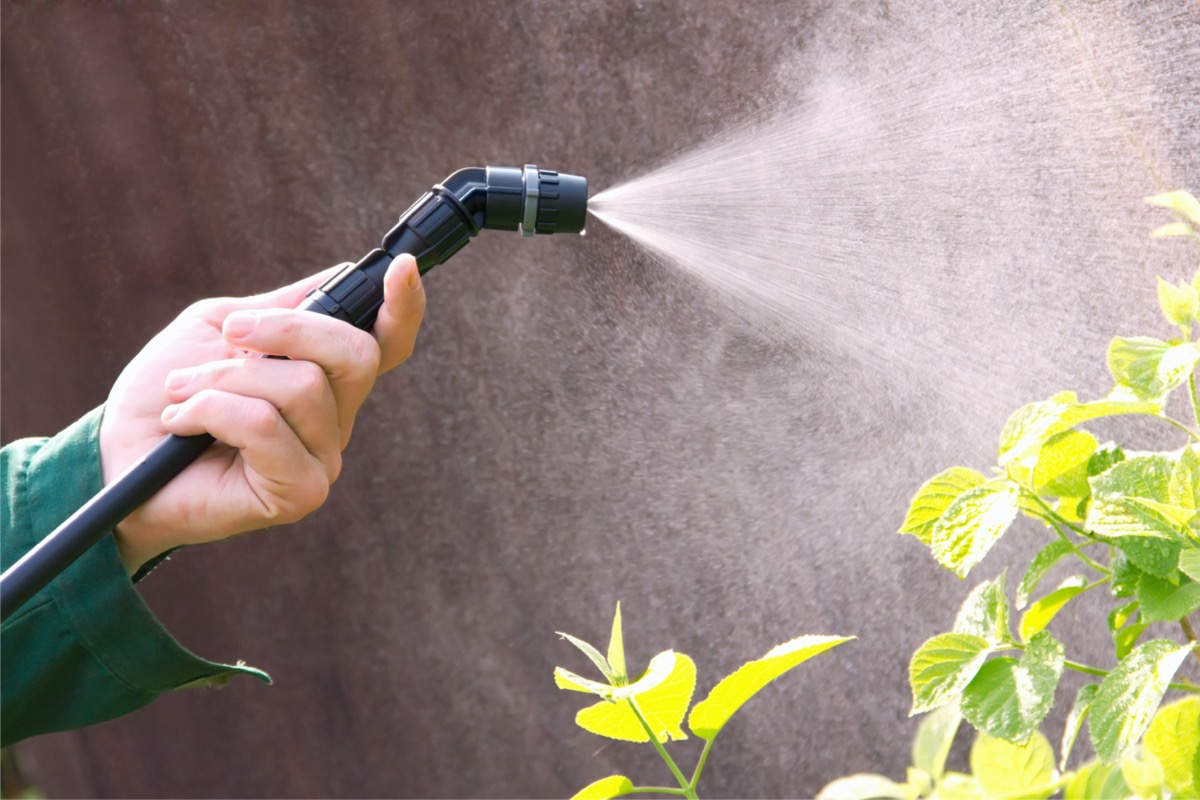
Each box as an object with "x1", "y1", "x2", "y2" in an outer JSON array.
[
  {"x1": 819, "y1": 697, "x2": 1200, "y2": 799},
  {"x1": 884, "y1": 191, "x2": 1200, "y2": 790},
  {"x1": 554, "y1": 602, "x2": 852, "y2": 799}
]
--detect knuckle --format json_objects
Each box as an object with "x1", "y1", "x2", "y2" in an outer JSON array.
[
  {"x1": 294, "y1": 360, "x2": 329, "y2": 398},
  {"x1": 242, "y1": 398, "x2": 281, "y2": 437}
]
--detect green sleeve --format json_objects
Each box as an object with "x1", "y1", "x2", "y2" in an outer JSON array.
[{"x1": 1, "y1": 407, "x2": 269, "y2": 747}]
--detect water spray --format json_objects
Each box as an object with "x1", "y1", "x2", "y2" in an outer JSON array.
[{"x1": 0, "y1": 165, "x2": 589, "y2": 621}]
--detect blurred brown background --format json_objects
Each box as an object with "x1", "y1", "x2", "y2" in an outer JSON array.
[{"x1": 3, "y1": 1, "x2": 1198, "y2": 797}]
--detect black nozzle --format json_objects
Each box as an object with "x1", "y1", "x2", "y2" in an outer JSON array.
[{"x1": 304, "y1": 164, "x2": 587, "y2": 330}]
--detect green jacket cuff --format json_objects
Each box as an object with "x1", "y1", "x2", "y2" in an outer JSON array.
[{"x1": 2, "y1": 407, "x2": 269, "y2": 746}]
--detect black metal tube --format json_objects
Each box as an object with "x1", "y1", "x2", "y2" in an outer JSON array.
[{"x1": 0, "y1": 165, "x2": 587, "y2": 622}]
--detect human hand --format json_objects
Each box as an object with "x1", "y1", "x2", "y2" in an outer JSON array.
[{"x1": 99, "y1": 255, "x2": 426, "y2": 573}]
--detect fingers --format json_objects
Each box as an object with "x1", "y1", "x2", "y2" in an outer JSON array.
[
  {"x1": 163, "y1": 358, "x2": 342, "y2": 481},
  {"x1": 161, "y1": 389, "x2": 331, "y2": 525},
  {"x1": 373, "y1": 254, "x2": 427, "y2": 373},
  {"x1": 218, "y1": 308, "x2": 379, "y2": 445}
]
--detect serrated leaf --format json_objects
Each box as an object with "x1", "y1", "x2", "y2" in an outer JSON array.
[
  {"x1": 961, "y1": 631, "x2": 1065, "y2": 744},
  {"x1": 1108, "y1": 336, "x2": 1200, "y2": 401},
  {"x1": 1018, "y1": 540, "x2": 1074, "y2": 609},
  {"x1": 1147, "y1": 190, "x2": 1200, "y2": 226},
  {"x1": 1089, "y1": 639, "x2": 1195, "y2": 763},
  {"x1": 558, "y1": 631, "x2": 616, "y2": 682},
  {"x1": 1116, "y1": 536, "x2": 1184, "y2": 578},
  {"x1": 909, "y1": 633, "x2": 993, "y2": 715},
  {"x1": 953, "y1": 572, "x2": 1011, "y2": 644},
  {"x1": 1111, "y1": 549, "x2": 1142, "y2": 597},
  {"x1": 969, "y1": 731, "x2": 1058, "y2": 799},
  {"x1": 912, "y1": 703, "x2": 961, "y2": 782},
  {"x1": 998, "y1": 394, "x2": 1157, "y2": 473},
  {"x1": 607, "y1": 603, "x2": 626, "y2": 682},
  {"x1": 1019, "y1": 576, "x2": 1092, "y2": 643},
  {"x1": 1088, "y1": 443, "x2": 1127, "y2": 477},
  {"x1": 571, "y1": 775, "x2": 635, "y2": 800},
  {"x1": 1136, "y1": 572, "x2": 1200, "y2": 622},
  {"x1": 1034, "y1": 430, "x2": 1099, "y2": 498},
  {"x1": 1060, "y1": 683, "x2": 1099, "y2": 770},
  {"x1": 1088, "y1": 455, "x2": 1187, "y2": 540},
  {"x1": 931, "y1": 484, "x2": 1021, "y2": 578},
  {"x1": 688, "y1": 635, "x2": 851, "y2": 740},
  {"x1": 815, "y1": 774, "x2": 912, "y2": 800},
  {"x1": 899, "y1": 467, "x2": 985, "y2": 545},
  {"x1": 574, "y1": 653, "x2": 696, "y2": 743},
  {"x1": 1145, "y1": 696, "x2": 1200, "y2": 793},
  {"x1": 1159, "y1": 276, "x2": 1200, "y2": 326},
  {"x1": 1172, "y1": 447, "x2": 1200, "y2": 512},
  {"x1": 1181, "y1": 547, "x2": 1200, "y2": 581},
  {"x1": 556, "y1": 650, "x2": 676, "y2": 701}
]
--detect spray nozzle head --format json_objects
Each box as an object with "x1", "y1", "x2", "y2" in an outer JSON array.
[{"x1": 448, "y1": 165, "x2": 587, "y2": 236}]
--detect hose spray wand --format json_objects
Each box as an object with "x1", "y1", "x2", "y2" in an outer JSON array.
[{"x1": 0, "y1": 165, "x2": 589, "y2": 622}]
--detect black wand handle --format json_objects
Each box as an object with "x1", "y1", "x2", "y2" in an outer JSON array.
[{"x1": 0, "y1": 181, "x2": 478, "y2": 622}]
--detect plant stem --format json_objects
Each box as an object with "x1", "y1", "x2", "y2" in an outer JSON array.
[
  {"x1": 689, "y1": 737, "x2": 715, "y2": 793},
  {"x1": 1023, "y1": 493, "x2": 1110, "y2": 575},
  {"x1": 630, "y1": 788, "x2": 689, "y2": 796},
  {"x1": 1161, "y1": 414, "x2": 1200, "y2": 444},
  {"x1": 628, "y1": 699, "x2": 697, "y2": 799},
  {"x1": 1181, "y1": 616, "x2": 1200, "y2": 669},
  {"x1": 1062, "y1": 658, "x2": 1200, "y2": 693}
]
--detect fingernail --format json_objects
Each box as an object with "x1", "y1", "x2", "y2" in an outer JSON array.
[
  {"x1": 225, "y1": 312, "x2": 257, "y2": 339},
  {"x1": 165, "y1": 371, "x2": 190, "y2": 392},
  {"x1": 406, "y1": 260, "x2": 421, "y2": 290}
]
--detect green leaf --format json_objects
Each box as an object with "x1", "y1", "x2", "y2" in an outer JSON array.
[
  {"x1": 607, "y1": 603, "x2": 626, "y2": 682},
  {"x1": 1089, "y1": 639, "x2": 1196, "y2": 763},
  {"x1": 909, "y1": 633, "x2": 993, "y2": 715},
  {"x1": 558, "y1": 631, "x2": 616, "y2": 682},
  {"x1": 1019, "y1": 576, "x2": 1092, "y2": 643},
  {"x1": 1088, "y1": 443, "x2": 1127, "y2": 477},
  {"x1": 1159, "y1": 276, "x2": 1200, "y2": 327},
  {"x1": 1171, "y1": 446, "x2": 1200, "y2": 512},
  {"x1": 961, "y1": 631, "x2": 1065, "y2": 744},
  {"x1": 1116, "y1": 536, "x2": 1184, "y2": 578},
  {"x1": 574, "y1": 653, "x2": 697, "y2": 742},
  {"x1": 1107, "y1": 336, "x2": 1200, "y2": 401},
  {"x1": 953, "y1": 573, "x2": 1012, "y2": 644},
  {"x1": 899, "y1": 467, "x2": 985, "y2": 545},
  {"x1": 1063, "y1": 760, "x2": 1130, "y2": 800},
  {"x1": 688, "y1": 635, "x2": 852, "y2": 740},
  {"x1": 815, "y1": 774, "x2": 912, "y2": 800},
  {"x1": 1060, "y1": 683, "x2": 1099, "y2": 771},
  {"x1": 969, "y1": 731, "x2": 1058, "y2": 799},
  {"x1": 912, "y1": 703, "x2": 961, "y2": 782},
  {"x1": 1181, "y1": 547, "x2": 1200, "y2": 582},
  {"x1": 1111, "y1": 549, "x2": 1143, "y2": 597},
  {"x1": 1144, "y1": 696, "x2": 1200, "y2": 794},
  {"x1": 1136, "y1": 572, "x2": 1200, "y2": 622},
  {"x1": 1147, "y1": 190, "x2": 1200, "y2": 226},
  {"x1": 997, "y1": 394, "x2": 1157, "y2": 470},
  {"x1": 1115, "y1": 620, "x2": 1149, "y2": 661},
  {"x1": 1088, "y1": 454, "x2": 1187, "y2": 540},
  {"x1": 931, "y1": 483, "x2": 1021, "y2": 578},
  {"x1": 1017, "y1": 540, "x2": 1074, "y2": 609},
  {"x1": 1033, "y1": 430, "x2": 1099, "y2": 498},
  {"x1": 571, "y1": 775, "x2": 636, "y2": 800},
  {"x1": 1120, "y1": 751, "x2": 1165, "y2": 798}
]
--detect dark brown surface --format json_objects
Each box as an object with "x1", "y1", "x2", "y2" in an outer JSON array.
[{"x1": 3, "y1": 2, "x2": 1198, "y2": 797}]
